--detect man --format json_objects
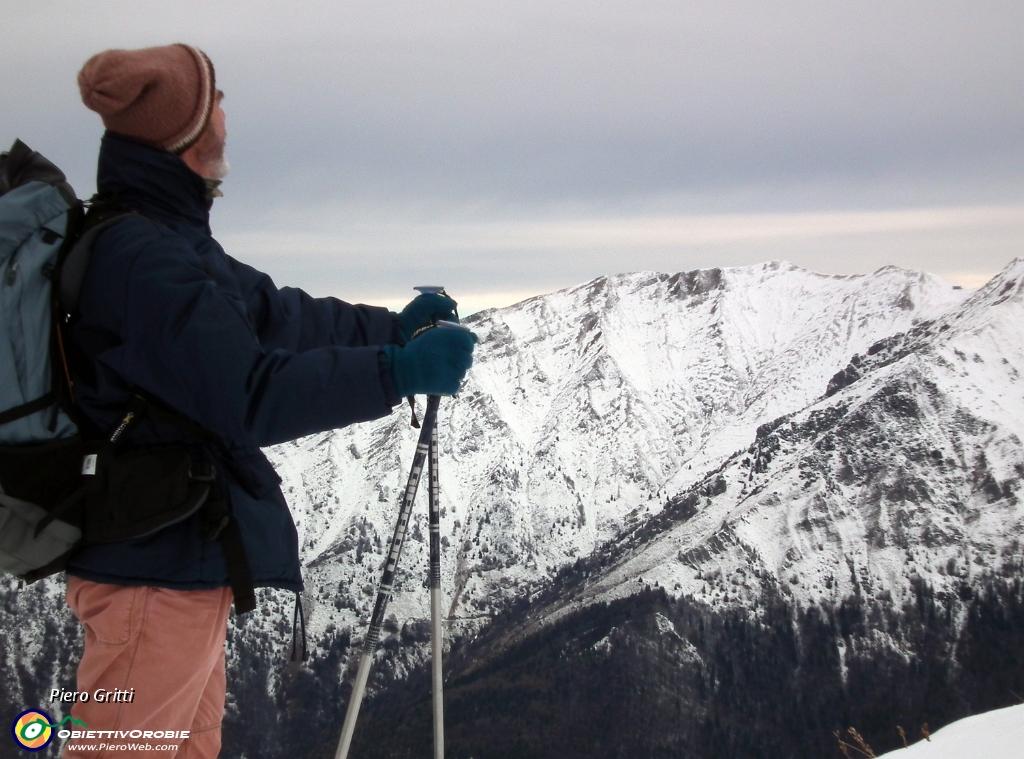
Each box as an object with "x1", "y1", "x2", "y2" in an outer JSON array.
[{"x1": 64, "y1": 44, "x2": 475, "y2": 758}]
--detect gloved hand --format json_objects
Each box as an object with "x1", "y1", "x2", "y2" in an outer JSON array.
[
  {"x1": 381, "y1": 326, "x2": 477, "y2": 397},
  {"x1": 398, "y1": 293, "x2": 459, "y2": 342}
]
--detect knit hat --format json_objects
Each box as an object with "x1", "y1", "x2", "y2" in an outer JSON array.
[{"x1": 78, "y1": 44, "x2": 216, "y2": 154}]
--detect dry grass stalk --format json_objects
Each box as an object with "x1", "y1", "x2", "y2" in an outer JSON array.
[
  {"x1": 897, "y1": 725, "x2": 908, "y2": 748},
  {"x1": 834, "y1": 730, "x2": 853, "y2": 759},
  {"x1": 921, "y1": 723, "x2": 931, "y2": 742},
  {"x1": 835, "y1": 727, "x2": 877, "y2": 758},
  {"x1": 847, "y1": 727, "x2": 877, "y2": 758}
]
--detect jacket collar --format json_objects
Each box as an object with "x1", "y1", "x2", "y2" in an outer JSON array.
[{"x1": 96, "y1": 132, "x2": 212, "y2": 227}]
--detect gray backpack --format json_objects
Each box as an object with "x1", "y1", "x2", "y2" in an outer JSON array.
[
  {"x1": 0, "y1": 140, "x2": 190, "y2": 579},
  {"x1": 0, "y1": 140, "x2": 85, "y2": 576}
]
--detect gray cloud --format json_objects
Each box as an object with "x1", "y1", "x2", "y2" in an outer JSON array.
[{"x1": 3, "y1": 1, "x2": 1022, "y2": 307}]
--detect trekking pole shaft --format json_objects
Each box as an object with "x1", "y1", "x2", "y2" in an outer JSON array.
[
  {"x1": 336, "y1": 651, "x2": 372, "y2": 759},
  {"x1": 334, "y1": 395, "x2": 441, "y2": 759},
  {"x1": 431, "y1": 588, "x2": 444, "y2": 758},
  {"x1": 428, "y1": 418, "x2": 445, "y2": 759}
]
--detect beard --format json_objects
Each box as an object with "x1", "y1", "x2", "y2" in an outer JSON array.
[
  {"x1": 192, "y1": 127, "x2": 230, "y2": 179},
  {"x1": 206, "y1": 153, "x2": 230, "y2": 180}
]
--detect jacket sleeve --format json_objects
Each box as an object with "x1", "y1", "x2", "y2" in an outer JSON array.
[
  {"x1": 101, "y1": 222, "x2": 397, "y2": 447},
  {"x1": 225, "y1": 254, "x2": 402, "y2": 352}
]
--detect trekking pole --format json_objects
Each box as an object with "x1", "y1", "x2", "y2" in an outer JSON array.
[
  {"x1": 408, "y1": 286, "x2": 451, "y2": 758},
  {"x1": 424, "y1": 318, "x2": 469, "y2": 759},
  {"x1": 335, "y1": 289, "x2": 468, "y2": 759},
  {"x1": 335, "y1": 394, "x2": 441, "y2": 759},
  {"x1": 428, "y1": 416, "x2": 445, "y2": 759}
]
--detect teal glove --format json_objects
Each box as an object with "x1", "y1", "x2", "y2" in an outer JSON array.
[
  {"x1": 381, "y1": 326, "x2": 477, "y2": 397},
  {"x1": 398, "y1": 293, "x2": 459, "y2": 342}
]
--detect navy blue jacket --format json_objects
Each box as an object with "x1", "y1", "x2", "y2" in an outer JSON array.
[{"x1": 65, "y1": 133, "x2": 401, "y2": 594}]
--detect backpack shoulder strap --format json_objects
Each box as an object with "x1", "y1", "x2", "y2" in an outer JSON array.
[{"x1": 58, "y1": 212, "x2": 134, "y2": 315}]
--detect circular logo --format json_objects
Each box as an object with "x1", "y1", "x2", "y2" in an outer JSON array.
[{"x1": 11, "y1": 710, "x2": 53, "y2": 752}]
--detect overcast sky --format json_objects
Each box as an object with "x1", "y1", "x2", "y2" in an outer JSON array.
[{"x1": 4, "y1": 1, "x2": 1022, "y2": 312}]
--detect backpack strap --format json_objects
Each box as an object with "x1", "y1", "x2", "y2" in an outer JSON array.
[
  {"x1": 58, "y1": 213, "x2": 134, "y2": 315},
  {"x1": 203, "y1": 487, "x2": 257, "y2": 614},
  {"x1": 0, "y1": 392, "x2": 56, "y2": 426}
]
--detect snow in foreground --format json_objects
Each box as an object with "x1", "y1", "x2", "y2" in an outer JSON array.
[{"x1": 877, "y1": 705, "x2": 1024, "y2": 758}]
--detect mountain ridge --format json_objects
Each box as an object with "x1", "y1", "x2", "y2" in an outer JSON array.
[{"x1": 3, "y1": 258, "x2": 1022, "y2": 759}]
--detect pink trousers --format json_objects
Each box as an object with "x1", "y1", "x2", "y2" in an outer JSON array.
[{"x1": 62, "y1": 576, "x2": 233, "y2": 759}]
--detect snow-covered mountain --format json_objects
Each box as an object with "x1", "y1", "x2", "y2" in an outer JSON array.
[
  {"x1": 3, "y1": 259, "x2": 1022, "y2": 759},
  {"x1": 274, "y1": 261, "x2": 973, "y2": 645},
  {"x1": 265, "y1": 259, "x2": 1024, "y2": 758},
  {"x1": 532, "y1": 257, "x2": 1024, "y2": 623}
]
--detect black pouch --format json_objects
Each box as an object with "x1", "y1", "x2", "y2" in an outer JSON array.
[
  {"x1": 84, "y1": 447, "x2": 214, "y2": 544},
  {"x1": 0, "y1": 436, "x2": 86, "y2": 578},
  {"x1": 0, "y1": 435, "x2": 84, "y2": 506}
]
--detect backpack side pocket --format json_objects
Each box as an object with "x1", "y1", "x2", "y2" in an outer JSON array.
[
  {"x1": 84, "y1": 447, "x2": 212, "y2": 544},
  {"x1": 0, "y1": 435, "x2": 85, "y2": 577}
]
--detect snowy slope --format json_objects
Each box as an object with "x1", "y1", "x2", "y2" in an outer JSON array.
[
  {"x1": 530, "y1": 259, "x2": 1024, "y2": 631},
  {"x1": 268, "y1": 261, "x2": 972, "y2": 648},
  {"x1": 877, "y1": 705, "x2": 1024, "y2": 758}
]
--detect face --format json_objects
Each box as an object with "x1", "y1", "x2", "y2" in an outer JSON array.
[
  {"x1": 183, "y1": 90, "x2": 229, "y2": 179},
  {"x1": 208, "y1": 92, "x2": 226, "y2": 146}
]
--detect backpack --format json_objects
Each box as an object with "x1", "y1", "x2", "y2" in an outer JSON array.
[
  {"x1": 0, "y1": 140, "x2": 87, "y2": 577},
  {"x1": 0, "y1": 140, "x2": 252, "y2": 610}
]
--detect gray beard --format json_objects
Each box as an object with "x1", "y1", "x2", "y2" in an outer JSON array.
[{"x1": 207, "y1": 155, "x2": 230, "y2": 180}]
